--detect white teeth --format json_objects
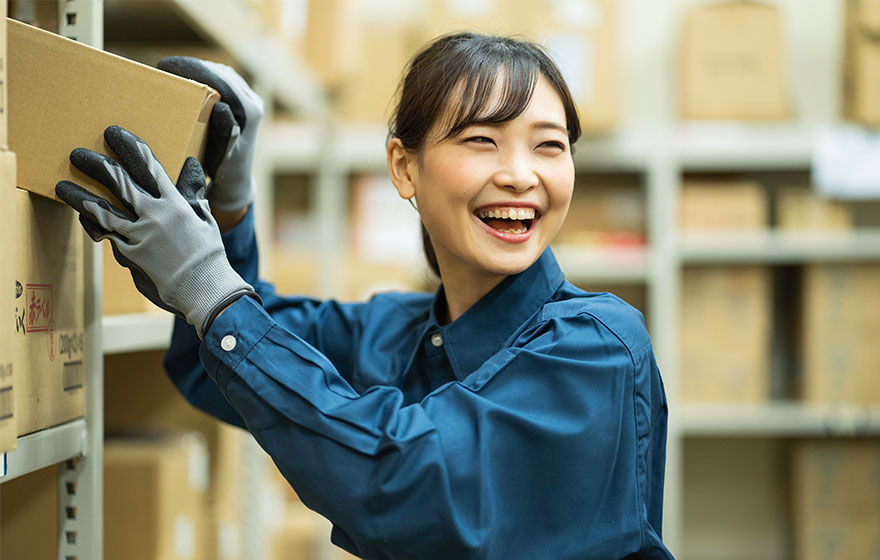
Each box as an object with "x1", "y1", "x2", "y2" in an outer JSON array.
[{"x1": 477, "y1": 207, "x2": 537, "y2": 220}]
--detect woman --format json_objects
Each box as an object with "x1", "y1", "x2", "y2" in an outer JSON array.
[{"x1": 57, "y1": 32, "x2": 672, "y2": 560}]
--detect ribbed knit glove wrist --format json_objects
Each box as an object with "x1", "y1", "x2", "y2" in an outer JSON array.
[
  {"x1": 157, "y1": 56, "x2": 264, "y2": 212},
  {"x1": 56, "y1": 125, "x2": 259, "y2": 337}
]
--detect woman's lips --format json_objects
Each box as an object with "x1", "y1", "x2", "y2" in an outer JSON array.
[{"x1": 473, "y1": 213, "x2": 535, "y2": 243}]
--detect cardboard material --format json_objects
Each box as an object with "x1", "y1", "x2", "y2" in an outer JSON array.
[
  {"x1": 775, "y1": 187, "x2": 853, "y2": 230},
  {"x1": 680, "y1": 266, "x2": 771, "y2": 402},
  {"x1": 844, "y1": 0, "x2": 880, "y2": 126},
  {"x1": 0, "y1": 151, "x2": 16, "y2": 450},
  {"x1": 14, "y1": 188, "x2": 85, "y2": 435},
  {"x1": 0, "y1": 465, "x2": 58, "y2": 560},
  {"x1": 0, "y1": 3, "x2": 8, "y2": 148},
  {"x1": 801, "y1": 263, "x2": 880, "y2": 404},
  {"x1": 680, "y1": 1, "x2": 788, "y2": 120},
  {"x1": 7, "y1": 18, "x2": 219, "y2": 204},
  {"x1": 792, "y1": 440, "x2": 880, "y2": 560},
  {"x1": 104, "y1": 434, "x2": 210, "y2": 560},
  {"x1": 680, "y1": 180, "x2": 768, "y2": 230}
]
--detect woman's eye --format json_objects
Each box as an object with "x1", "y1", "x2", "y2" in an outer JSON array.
[
  {"x1": 465, "y1": 136, "x2": 495, "y2": 145},
  {"x1": 538, "y1": 140, "x2": 567, "y2": 152}
]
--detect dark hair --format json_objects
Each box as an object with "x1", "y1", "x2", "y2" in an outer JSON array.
[{"x1": 389, "y1": 32, "x2": 581, "y2": 277}]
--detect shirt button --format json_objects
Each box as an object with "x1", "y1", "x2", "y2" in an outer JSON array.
[
  {"x1": 430, "y1": 333, "x2": 443, "y2": 347},
  {"x1": 221, "y1": 335, "x2": 237, "y2": 352}
]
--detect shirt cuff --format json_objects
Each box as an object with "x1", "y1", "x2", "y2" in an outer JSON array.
[{"x1": 200, "y1": 295, "x2": 273, "y2": 392}]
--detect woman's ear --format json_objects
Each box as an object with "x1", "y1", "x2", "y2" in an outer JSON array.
[{"x1": 387, "y1": 138, "x2": 417, "y2": 200}]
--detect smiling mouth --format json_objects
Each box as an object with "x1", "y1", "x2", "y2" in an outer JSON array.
[{"x1": 475, "y1": 207, "x2": 538, "y2": 234}]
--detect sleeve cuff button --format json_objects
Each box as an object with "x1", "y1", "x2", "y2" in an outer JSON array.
[{"x1": 221, "y1": 334, "x2": 237, "y2": 351}]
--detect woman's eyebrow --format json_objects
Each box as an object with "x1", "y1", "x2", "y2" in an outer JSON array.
[{"x1": 532, "y1": 121, "x2": 567, "y2": 134}]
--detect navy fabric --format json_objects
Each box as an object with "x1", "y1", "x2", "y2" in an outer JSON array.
[{"x1": 165, "y1": 207, "x2": 674, "y2": 559}]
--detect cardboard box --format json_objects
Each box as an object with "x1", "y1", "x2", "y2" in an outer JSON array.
[
  {"x1": 304, "y1": 0, "x2": 361, "y2": 90},
  {"x1": 556, "y1": 175, "x2": 645, "y2": 245},
  {"x1": 679, "y1": 266, "x2": 771, "y2": 402},
  {"x1": 680, "y1": 180, "x2": 768, "y2": 230},
  {"x1": 844, "y1": 0, "x2": 880, "y2": 126},
  {"x1": 7, "y1": 18, "x2": 219, "y2": 204},
  {"x1": 680, "y1": 1, "x2": 788, "y2": 120},
  {"x1": 14, "y1": 188, "x2": 85, "y2": 436},
  {"x1": 792, "y1": 440, "x2": 880, "y2": 560},
  {"x1": 102, "y1": 240, "x2": 160, "y2": 315},
  {"x1": 775, "y1": 187, "x2": 853, "y2": 230},
  {"x1": 0, "y1": 3, "x2": 8, "y2": 148},
  {"x1": 104, "y1": 434, "x2": 210, "y2": 560},
  {"x1": 801, "y1": 264, "x2": 880, "y2": 404},
  {"x1": 0, "y1": 151, "x2": 16, "y2": 450},
  {"x1": 0, "y1": 465, "x2": 58, "y2": 560}
]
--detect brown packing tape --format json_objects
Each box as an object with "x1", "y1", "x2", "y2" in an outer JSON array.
[{"x1": 7, "y1": 18, "x2": 219, "y2": 204}]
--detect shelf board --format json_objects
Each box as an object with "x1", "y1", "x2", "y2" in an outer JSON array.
[
  {"x1": 679, "y1": 230, "x2": 880, "y2": 263},
  {"x1": 678, "y1": 402, "x2": 880, "y2": 437},
  {"x1": 1, "y1": 419, "x2": 88, "y2": 483},
  {"x1": 573, "y1": 128, "x2": 652, "y2": 171},
  {"x1": 554, "y1": 244, "x2": 650, "y2": 282},
  {"x1": 675, "y1": 122, "x2": 815, "y2": 171},
  {"x1": 102, "y1": 312, "x2": 175, "y2": 354}
]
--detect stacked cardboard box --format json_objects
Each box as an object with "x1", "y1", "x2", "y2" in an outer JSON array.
[
  {"x1": 844, "y1": 0, "x2": 880, "y2": 126},
  {"x1": 104, "y1": 434, "x2": 211, "y2": 560},
  {"x1": 0, "y1": 465, "x2": 58, "y2": 559},
  {"x1": 314, "y1": 0, "x2": 618, "y2": 130},
  {"x1": 800, "y1": 263, "x2": 880, "y2": 404},
  {"x1": 775, "y1": 187, "x2": 853, "y2": 230},
  {"x1": 792, "y1": 440, "x2": 880, "y2": 559},
  {"x1": 680, "y1": 1, "x2": 788, "y2": 120},
  {"x1": 680, "y1": 180, "x2": 768, "y2": 230},
  {"x1": 680, "y1": 266, "x2": 772, "y2": 402},
  {"x1": 0, "y1": 0, "x2": 16, "y2": 452}
]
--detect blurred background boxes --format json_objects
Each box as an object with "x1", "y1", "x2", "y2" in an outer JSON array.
[
  {"x1": 791, "y1": 440, "x2": 880, "y2": 559},
  {"x1": 679, "y1": 179, "x2": 768, "y2": 230},
  {"x1": 844, "y1": 0, "x2": 880, "y2": 126},
  {"x1": 680, "y1": 1, "x2": 788, "y2": 120},
  {"x1": 679, "y1": 265, "x2": 772, "y2": 402},
  {"x1": 800, "y1": 263, "x2": 880, "y2": 404}
]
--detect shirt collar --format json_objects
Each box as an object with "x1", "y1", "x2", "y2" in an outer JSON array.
[{"x1": 425, "y1": 248, "x2": 565, "y2": 380}]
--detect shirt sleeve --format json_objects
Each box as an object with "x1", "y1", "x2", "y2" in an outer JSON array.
[
  {"x1": 164, "y1": 205, "x2": 371, "y2": 427},
  {"x1": 199, "y1": 296, "x2": 672, "y2": 559}
]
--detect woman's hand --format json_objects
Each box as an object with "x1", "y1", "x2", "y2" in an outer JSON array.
[
  {"x1": 55, "y1": 125, "x2": 258, "y2": 337},
  {"x1": 157, "y1": 56, "x2": 264, "y2": 227}
]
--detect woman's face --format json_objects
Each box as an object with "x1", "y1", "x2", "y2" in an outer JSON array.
[{"x1": 407, "y1": 76, "x2": 574, "y2": 284}]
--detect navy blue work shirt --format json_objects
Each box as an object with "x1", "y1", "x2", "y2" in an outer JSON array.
[{"x1": 164, "y1": 207, "x2": 674, "y2": 559}]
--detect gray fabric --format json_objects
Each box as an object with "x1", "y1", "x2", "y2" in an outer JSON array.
[
  {"x1": 158, "y1": 57, "x2": 264, "y2": 211},
  {"x1": 59, "y1": 126, "x2": 256, "y2": 338}
]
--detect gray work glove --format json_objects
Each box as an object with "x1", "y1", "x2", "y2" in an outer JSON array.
[
  {"x1": 157, "y1": 56, "x2": 264, "y2": 212},
  {"x1": 56, "y1": 125, "x2": 259, "y2": 338}
]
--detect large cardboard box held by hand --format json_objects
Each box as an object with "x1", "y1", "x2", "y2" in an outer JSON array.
[
  {"x1": 14, "y1": 188, "x2": 85, "y2": 436},
  {"x1": 7, "y1": 18, "x2": 219, "y2": 204},
  {"x1": 0, "y1": 151, "x2": 16, "y2": 451}
]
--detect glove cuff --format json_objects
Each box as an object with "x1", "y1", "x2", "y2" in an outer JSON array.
[
  {"x1": 176, "y1": 251, "x2": 260, "y2": 338},
  {"x1": 207, "y1": 175, "x2": 256, "y2": 212}
]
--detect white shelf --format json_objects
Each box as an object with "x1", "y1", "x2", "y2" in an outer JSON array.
[
  {"x1": 554, "y1": 244, "x2": 650, "y2": 282},
  {"x1": 1, "y1": 419, "x2": 89, "y2": 483},
  {"x1": 574, "y1": 128, "x2": 653, "y2": 171},
  {"x1": 679, "y1": 230, "x2": 880, "y2": 263},
  {"x1": 675, "y1": 122, "x2": 816, "y2": 171},
  {"x1": 102, "y1": 312, "x2": 175, "y2": 355},
  {"x1": 678, "y1": 402, "x2": 880, "y2": 438}
]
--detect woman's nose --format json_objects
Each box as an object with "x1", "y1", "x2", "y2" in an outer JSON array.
[{"x1": 492, "y1": 151, "x2": 538, "y2": 193}]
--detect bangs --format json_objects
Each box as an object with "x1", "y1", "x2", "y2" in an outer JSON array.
[{"x1": 438, "y1": 54, "x2": 539, "y2": 141}]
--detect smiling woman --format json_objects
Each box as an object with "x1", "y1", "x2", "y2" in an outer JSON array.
[{"x1": 56, "y1": 30, "x2": 673, "y2": 560}]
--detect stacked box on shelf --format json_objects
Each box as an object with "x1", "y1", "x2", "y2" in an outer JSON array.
[
  {"x1": 679, "y1": 1, "x2": 788, "y2": 120},
  {"x1": 104, "y1": 433, "x2": 211, "y2": 560},
  {"x1": 0, "y1": 465, "x2": 58, "y2": 559},
  {"x1": 844, "y1": 0, "x2": 880, "y2": 126},
  {"x1": 13, "y1": 187, "x2": 85, "y2": 435},
  {"x1": 555, "y1": 174, "x2": 645, "y2": 247},
  {"x1": 679, "y1": 265, "x2": 772, "y2": 402},
  {"x1": 0, "y1": 0, "x2": 15, "y2": 452},
  {"x1": 775, "y1": 187, "x2": 854, "y2": 231},
  {"x1": 800, "y1": 263, "x2": 880, "y2": 404},
  {"x1": 679, "y1": 179, "x2": 768, "y2": 231},
  {"x1": 791, "y1": 439, "x2": 880, "y2": 559}
]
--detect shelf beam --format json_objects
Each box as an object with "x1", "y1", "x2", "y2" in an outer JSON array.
[
  {"x1": 679, "y1": 403, "x2": 880, "y2": 437},
  {"x1": 0, "y1": 419, "x2": 88, "y2": 483}
]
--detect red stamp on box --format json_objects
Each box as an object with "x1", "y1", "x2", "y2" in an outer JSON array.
[{"x1": 26, "y1": 284, "x2": 52, "y2": 333}]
